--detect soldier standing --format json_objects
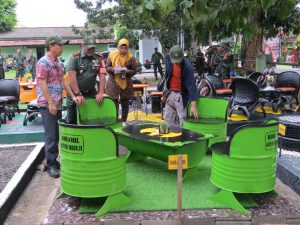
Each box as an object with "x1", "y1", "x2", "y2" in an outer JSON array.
[
  {"x1": 66, "y1": 36, "x2": 106, "y2": 124},
  {"x1": 151, "y1": 47, "x2": 164, "y2": 80},
  {"x1": 206, "y1": 45, "x2": 217, "y2": 74},
  {"x1": 26, "y1": 49, "x2": 37, "y2": 80},
  {"x1": 214, "y1": 44, "x2": 232, "y2": 79},
  {"x1": 210, "y1": 46, "x2": 221, "y2": 75},
  {"x1": 13, "y1": 49, "x2": 26, "y2": 79}
]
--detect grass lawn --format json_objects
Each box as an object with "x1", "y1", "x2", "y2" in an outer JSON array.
[{"x1": 4, "y1": 69, "x2": 16, "y2": 79}]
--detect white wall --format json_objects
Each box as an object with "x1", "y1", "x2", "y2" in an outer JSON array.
[{"x1": 139, "y1": 37, "x2": 162, "y2": 65}]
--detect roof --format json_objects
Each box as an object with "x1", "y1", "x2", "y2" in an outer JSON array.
[{"x1": 0, "y1": 27, "x2": 115, "y2": 46}]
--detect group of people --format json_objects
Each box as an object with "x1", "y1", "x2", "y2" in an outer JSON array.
[
  {"x1": 35, "y1": 35, "x2": 199, "y2": 178},
  {"x1": 0, "y1": 48, "x2": 37, "y2": 80},
  {"x1": 206, "y1": 44, "x2": 233, "y2": 79},
  {"x1": 156, "y1": 44, "x2": 233, "y2": 81}
]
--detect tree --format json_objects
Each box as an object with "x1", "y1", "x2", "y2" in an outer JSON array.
[
  {"x1": 73, "y1": 0, "x2": 193, "y2": 50},
  {"x1": 0, "y1": 0, "x2": 17, "y2": 32},
  {"x1": 120, "y1": 0, "x2": 299, "y2": 68},
  {"x1": 114, "y1": 25, "x2": 139, "y2": 49}
]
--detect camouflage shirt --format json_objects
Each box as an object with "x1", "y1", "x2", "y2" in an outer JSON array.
[
  {"x1": 67, "y1": 50, "x2": 105, "y2": 92},
  {"x1": 151, "y1": 52, "x2": 163, "y2": 65}
]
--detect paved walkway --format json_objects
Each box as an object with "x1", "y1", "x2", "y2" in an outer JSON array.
[{"x1": 3, "y1": 162, "x2": 300, "y2": 225}]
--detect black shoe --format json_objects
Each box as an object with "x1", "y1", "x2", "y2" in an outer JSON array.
[
  {"x1": 47, "y1": 166, "x2": 60, "y2": 178},
  {"x1": 53, "y1": 161, "x2": 60, "y2": 169}
]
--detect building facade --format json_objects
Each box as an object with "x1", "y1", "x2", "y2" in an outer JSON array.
[{"x1": 0, "y1": 27, "x2": 115, "y2": 66}]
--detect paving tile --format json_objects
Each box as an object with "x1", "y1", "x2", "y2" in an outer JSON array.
[
  {"x1": 287, "y1": 215, "x2": 300, "y2": 219},
  {"x1": 43, "y1": 223, "x2": 64, "y2": 225},
  {"x1": 141, "y1": 220, "x2": 177, "y2": 225},
  {"x1": 183, "y1": 217, "x2": 215, "y2": 225},
  {"x1": 252, "y1": 215, "x2": 286, "y2": 224},
  {"x1": 64, "y1": 223, "x2": 102, "y2": 225},
  {"x1": 103, "y1": 220, "x2": 140, "y2": 225},
  {"x1": 216, "y1": 221, "x2": 250, "y2": 225},
  {"x1": 216, "y1": 216, "x2": 251, "y2": 221},
  {"x1": 286, "y1": 217, "x2": 300, "y2": 224}
]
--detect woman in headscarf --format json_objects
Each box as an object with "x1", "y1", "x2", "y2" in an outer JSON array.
[{"x1": 105, "y1": 38, "x2": 138, "y2": 125}]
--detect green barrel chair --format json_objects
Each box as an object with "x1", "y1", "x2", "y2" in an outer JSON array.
[
  {"x1": 76, "y1": 97, "x2": 122, "y2": 129},
  {"x1": 184, "y1": 97, "x2": 230, "y2": 147},
  {"x1": 58, "y1": 120, "x2": 131, "y2": 217},
  {"x1": 209, "y1": 120, "x2": 278, "y2": 215}
]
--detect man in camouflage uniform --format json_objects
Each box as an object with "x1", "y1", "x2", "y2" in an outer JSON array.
[
  {"x1": 13, "y1": 49, "x2": 26, "y2": 79},
  {"x1": 26, "y1": 49, "x2": 37, "y2": 80},
  {"x1": 151, "y1": 47, "x2": 164, "y2": 80},
  {"x1": 66, "y1": 36, "x2": 106, "y2": 124},
  {"x1": 214, "y1": 45, "x2": 232, "y2": 79},
  {"x1": 0, "y1": 49, "x2": 5, "y2": 79},
  {"x1": 206, "y1": 45, "x2": 217, "y2": 74},
  {"x1": 210, "y1": 46, "x2": 221, "y2": 75}
]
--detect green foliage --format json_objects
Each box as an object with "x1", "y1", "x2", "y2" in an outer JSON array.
[
  {"x1": 73, "y1": 0, "x2": 192, "y2": 48},
  {"x1": 114, "y1": 25, "x2": 139, "y2": 49},
  {"x1": 0, "y1": 0, "x2": 17, "y2": 32},
  {"x1": 120, "y1": 0, "x2": 298, "y2": 43}
]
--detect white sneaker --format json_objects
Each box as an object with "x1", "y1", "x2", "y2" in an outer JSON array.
[{"x1": 122, "y1": 122, "x2": 126, "y2": 127}]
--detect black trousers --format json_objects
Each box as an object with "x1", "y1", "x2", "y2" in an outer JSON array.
[
  {"x1": 65, "y1": 89, "x2": 97, "y2": 124},
  {"x1": 153, "y1": 63, "x2": 163, "y2": 79},
  {"x1": 39, "y1": 107, "x2": 62, "y2": 166},
  {"x1": 113, "y1": 98, "x2": 129, "y2": 122}
]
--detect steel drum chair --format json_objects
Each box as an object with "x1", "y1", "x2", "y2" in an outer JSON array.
[
  {"x1": 184, "y1": 97, "x2": 229, "y2": 147},
  {"x1": 209, "y1": 120, "x2": 278, "y2": 215},
  {"x1": 77, "y1": 97, "x2": 121, "y2": 128},
  {"x1": 58, "y1": 120, "x2": 130, "y2": 217}
]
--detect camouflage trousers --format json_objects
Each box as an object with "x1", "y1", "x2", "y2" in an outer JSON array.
[
  {"x1": 163, "y1": 91, "x2": 186, "y2": 127},
  {"x1": 15, "y1": 67, "x2": 25, "y2": 78}
]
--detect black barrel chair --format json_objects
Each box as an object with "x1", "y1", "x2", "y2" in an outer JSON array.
[
  {"x1": 23, "y1": 99, "x2": 40, "y2": 126},
  {"x1": 273, "y1": 71, "x2": 300, "y2": 108},
  {"x1": 0, "y1": 79, "x2": 20, "y2": 124},
  {"x1": 248, "y1": 72, "x2": 267, "y2": 89},
  {"x1": 228, "y1": 78, "x2": 266, "y2": 120},
  {"x1": 198, "y1": 74, "x2": 232, "y2": 97}
]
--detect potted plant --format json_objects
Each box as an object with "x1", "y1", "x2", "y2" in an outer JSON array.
[
  {"x1": 25, "y1": 73, "x2": 33, "y2": 83},
  {"x1": 159, "y1": 121, "x2": 169, "y2": 134}
]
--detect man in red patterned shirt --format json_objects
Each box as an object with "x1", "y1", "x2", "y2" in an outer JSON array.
[{"x1": 36, "y1": 35, "x2": 79, "y2": 178}]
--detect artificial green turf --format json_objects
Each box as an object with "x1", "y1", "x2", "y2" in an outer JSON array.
[{"x1": 79, "y1": 156, "x2": 257, "y2": 213}]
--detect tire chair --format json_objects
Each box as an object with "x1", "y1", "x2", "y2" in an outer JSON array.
[
  {"x1": 273, "y1": 71, "x2": 300, "y2": 109},
  {"x1": 76, "y1": 97, "x2": 121, "y2": 129},
  {"x1": 184, "y1": 97, "x2": 229, "y2": 147},
  {"x1": 209, "y1": 120, "x2": 278, "y2": 215},
  {"x1": 58, "y1": 120, "x2": 131, "y2": 217},
  {"x1": 205, "y1": 74, "x2": 232, "y2": 97},
  {"x1": 23, "y1": 99, "x2": 40, "y2": 126},
  {"x1": 228, "y1": 78, "x2": 266, "y2": 120},
  {"x1": 197, "y1": 78, "x2": 212, "y2": 96},
  {"x1": 0, "y1": 79, "x2": 20, "y2": 123},
  {"x1": 248, "y1": 72, "x2": 267, "y2": 89}
]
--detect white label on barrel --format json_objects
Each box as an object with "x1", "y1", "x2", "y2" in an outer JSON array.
[{"x1": 60, "y1": 134, "x2": 84, "y2": 154}]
